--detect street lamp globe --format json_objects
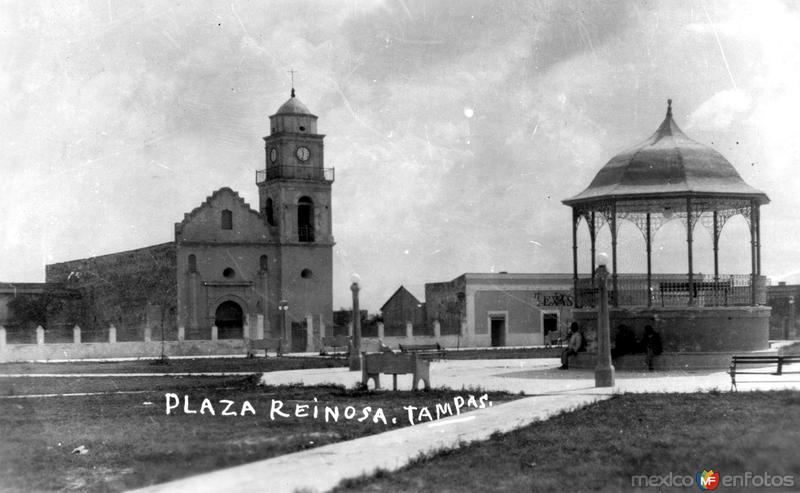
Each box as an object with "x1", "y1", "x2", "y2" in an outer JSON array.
[
  {"x1": 350, "y1": 273, "x2": 361, "y2": 287},
  {"x1": 596, "y1": 252, "x2": 610, "y2": 268}
]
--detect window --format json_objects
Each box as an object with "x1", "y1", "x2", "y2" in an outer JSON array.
[
  {"x1": 188, "y1": 254, "x2": 197, "y2": 273},
  {"x1": 221, "y1": 210, "x2": 233, "y2": 230},
  {"x1": 260, "y1": 255, "x2": 269, "y2": 272},
  {"x1": 223, "y1": 267, "x2": 235, "y2": 278},
  {"x1": 266, "y1": 198, "x2": 275, "y2": 226},
  {"x1": 301, "y1": 268, "x2": 313, "y2": 279},
  {"x1": 297, "y1": 196, "x2": 314, "y2": 242}
]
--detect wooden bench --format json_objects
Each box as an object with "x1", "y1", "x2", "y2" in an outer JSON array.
[
  {"x1": 729, "y1": 355, "x2": 800, "y2": 390},
  {"x1": 321, "y1": 335, "x2": 351, "y2": 357},
  {"x1": 247, "y1": 338, "x2": 282, "y2": 358},
  {"x1": 362, "y1": 352, "x2": 430, "y2": 390},
  {"x1": 398, "y1": 343, "x2": 446, "y2": 359}
]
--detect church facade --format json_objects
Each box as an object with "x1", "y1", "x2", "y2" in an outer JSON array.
[{"x1": 37, "y1": 91, "x2": 334, "y2": 352}]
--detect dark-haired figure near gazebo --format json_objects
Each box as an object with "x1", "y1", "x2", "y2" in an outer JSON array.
[{"x1": 562, "y1": 100, "x2": 771, "y2": 370}]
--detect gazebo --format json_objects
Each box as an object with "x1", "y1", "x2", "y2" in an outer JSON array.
[{"x1": 562, "y1": 100, "x2": 771, "y2": 361}]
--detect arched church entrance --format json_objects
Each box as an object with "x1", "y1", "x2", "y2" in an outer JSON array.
[{"x1": 215, "y1": 301, "x2": 244, "y2": 339}]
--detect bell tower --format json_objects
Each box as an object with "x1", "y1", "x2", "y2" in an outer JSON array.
[
  {"x1": 256, "y1": 89, "x2": 334, "y2": 347},
  {"x1": 258, "y1": 89, "x2": 334, "y2": 244}
]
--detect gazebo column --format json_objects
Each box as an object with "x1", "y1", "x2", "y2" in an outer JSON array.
[
  {"x1": 572, "y1": 208, "x2": 579, "y2": 300},
  {"x1": 750, "y1": 201, "x2": 758, "y2": 305},
  {"x1": 646, "y1": 213, "x2": 652, "y2": 307},
  {"x1": 590, "y1": 211, "x2": 597, "y2": 279},
  {"x1": 686, "y1": 197, "x2": 694, "y2": 307},
  {"x1": 610, "y1": 202, "x2": 618, "y2": 307},
  {"x1": 756, "y1": 204, "x2": 762, "y2": 276},
  {"x1": 712, "y1": 211, "x2": 720, "y2": 281}
]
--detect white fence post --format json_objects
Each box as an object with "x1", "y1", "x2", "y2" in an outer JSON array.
[
  {"x1": 36, "y1": 326, "x2": 45, "y2": 345},
  {"x1": 211, "y1": 325, "x2": 218, "y2": 341},
  {"x1": 0, "y1": 326, "x2": 5, "y2": 349},
  {"x1": 73, "y1": 325, "x2": 81, "y2": 344},
  {"x1": 177, "y1": 326, "x2": 185, "y2": 342},
  {"x1": 406, "y1": 322, "x2": 413, "y2": 340},
  {"x1": 144, "y1": 325, "x2": 152, "y2": 342},
  {"x1": 434, "y1": 320, "x2": 441, "y2": 339},
  {"x1": 255, "y1": 315, "x2": 264, "y2": 340},
  {"x1": 109, "y1": 325, "x2": 117, "y2": 344},
  {"x1": 378, "y1": 321, "x2": 385, "y2": 340},
  {"x1": 306, "y1": 315, "x2": 314, "y2": 353}
]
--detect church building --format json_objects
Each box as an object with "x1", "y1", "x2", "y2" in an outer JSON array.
[
  {"x1": 174, "y1": 88, "x2": 334, "y2": 349},
  {"x1": 36, "y1": 90, "x2": 334, "y2": 353}
]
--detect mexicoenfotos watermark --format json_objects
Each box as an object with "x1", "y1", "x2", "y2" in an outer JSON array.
[{"x1": 632, "y1": 469, "x2": 795, "y2": 490}]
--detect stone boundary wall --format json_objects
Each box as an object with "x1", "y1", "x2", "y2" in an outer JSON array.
[
  {"x1": 572, "y1": 305, "x2": 771, "y2": 353},
  {"x1": 45, "y1": 242, "x2": 177, "y2": 337}
]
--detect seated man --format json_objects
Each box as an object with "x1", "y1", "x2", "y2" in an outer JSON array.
[{"x1": 559, "y1": 322, "x2": 583, "y2": 369}]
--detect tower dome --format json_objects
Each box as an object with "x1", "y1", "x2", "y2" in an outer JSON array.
[
  {"x1": 269, "y1": 89, "x2": 318, "y2": 134},
  {"x1": 564, "y1": 100, "x2": 768, "y2": 206},
  {"x1": 275, "y1": 89, "x2": 314, "y2": 116}
]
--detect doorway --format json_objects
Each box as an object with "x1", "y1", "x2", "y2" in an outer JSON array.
[
  {"x1": 291, "y1": 320, "x2": 307, "y2": 352},
  {"x1": 215, "y1": 301, "x2": 243, "y2": 339},
  {"x1": 490, "y1": 316, "x2": 506, "y2": 347},
  {"x1": 543, "y1": 313, "x2": 559, "y2": 345}
]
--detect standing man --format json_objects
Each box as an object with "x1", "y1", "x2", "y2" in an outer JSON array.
[{"x1": 641, "y1": 325, "x2": 663, "y2": 371}]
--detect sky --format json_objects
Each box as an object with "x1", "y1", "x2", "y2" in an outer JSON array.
[{"x1": 2, "y1": 0, "x2": 800, "y2": 311}]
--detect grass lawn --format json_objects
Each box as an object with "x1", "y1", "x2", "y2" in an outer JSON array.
[
  {"x1": 0, "y1": 376, "x2": 517, "y2": 492},
  {"x1": 0, "y1": 355, "x2": 347, "y2": 375},
  {"x1": 335, "y1": 391, "x2": 800, "y2": 492}
]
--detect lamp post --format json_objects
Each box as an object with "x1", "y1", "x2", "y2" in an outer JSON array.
[
  {"x1": 595, "y1": 253, "x2": 615, "y2": 387},
  {"x1": 788, "y1": 295, "x2": 795, "y2": 340},
  {"x1": 278, "y1": 299, "x2": 289, "y2": 351},
  {"x1": 349, "y1": 274, "x2": 362, "y2": 371}
]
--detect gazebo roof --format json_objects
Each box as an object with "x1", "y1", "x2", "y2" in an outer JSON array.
[{"x1": 563, "y1": 101, "x2": 769, "y2": 207}]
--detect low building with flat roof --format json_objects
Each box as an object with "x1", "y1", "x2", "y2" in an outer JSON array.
[{"x1": 425, "y1": 273, "x2": 576, "y2": 347}]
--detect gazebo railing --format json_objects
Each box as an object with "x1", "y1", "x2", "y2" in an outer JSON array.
[{"x1": 575, "y1": 274, "x2": 764, "y2": 308}]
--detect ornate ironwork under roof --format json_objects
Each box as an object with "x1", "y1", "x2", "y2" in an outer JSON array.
[{"x1": 562, "y1": 100, "x2": 769, "y2": 209}]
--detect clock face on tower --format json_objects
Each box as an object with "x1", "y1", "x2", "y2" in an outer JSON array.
[
  {"x1": 296, "y1": 146, "x2": 310, "y2": 162},
  {"x1": 269, "y1": 148, "x2": 277, "y2": 163}
]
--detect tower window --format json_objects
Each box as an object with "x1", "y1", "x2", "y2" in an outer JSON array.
[
  {"x1": 223, "y1": 267, "x2": 235, "y2": 278},
  {"x1": 266, "y1": 198, "x2": 275, "y2": 226},
  {"x1": 301, "y1": 268, "x2": 313, "y2": 279},
  {"x1": 260, "y1": 255, "x2": 269, "y2": 272},
  {"x1": 188, "y1": 254, "x2": 197, "y2": 273},
  {"x1": 298, "y1": 196, "x2": 314, "y2": 243},
  {"x1": 299, "y1": 126, "x2": 306, "y2": 132},
  {"x1": 221, "y1": 209, "x2": 233, "y2": 230}
]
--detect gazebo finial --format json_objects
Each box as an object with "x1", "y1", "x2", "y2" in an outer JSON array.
[{"x1": 667, "y1": 98, "x2": 672, "y2": 117}]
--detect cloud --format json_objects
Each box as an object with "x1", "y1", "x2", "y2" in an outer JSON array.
[
  {"x1": 686, "y1": 88, "x2": 751, "y2": 130},
  {"x1": 2, "y1": 0, "x2": 800, "y2": 310}
]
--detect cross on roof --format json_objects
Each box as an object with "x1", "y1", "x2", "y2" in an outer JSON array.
[{"x1": 288, "y1": 68, "x2": 297, "y2": 97}]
